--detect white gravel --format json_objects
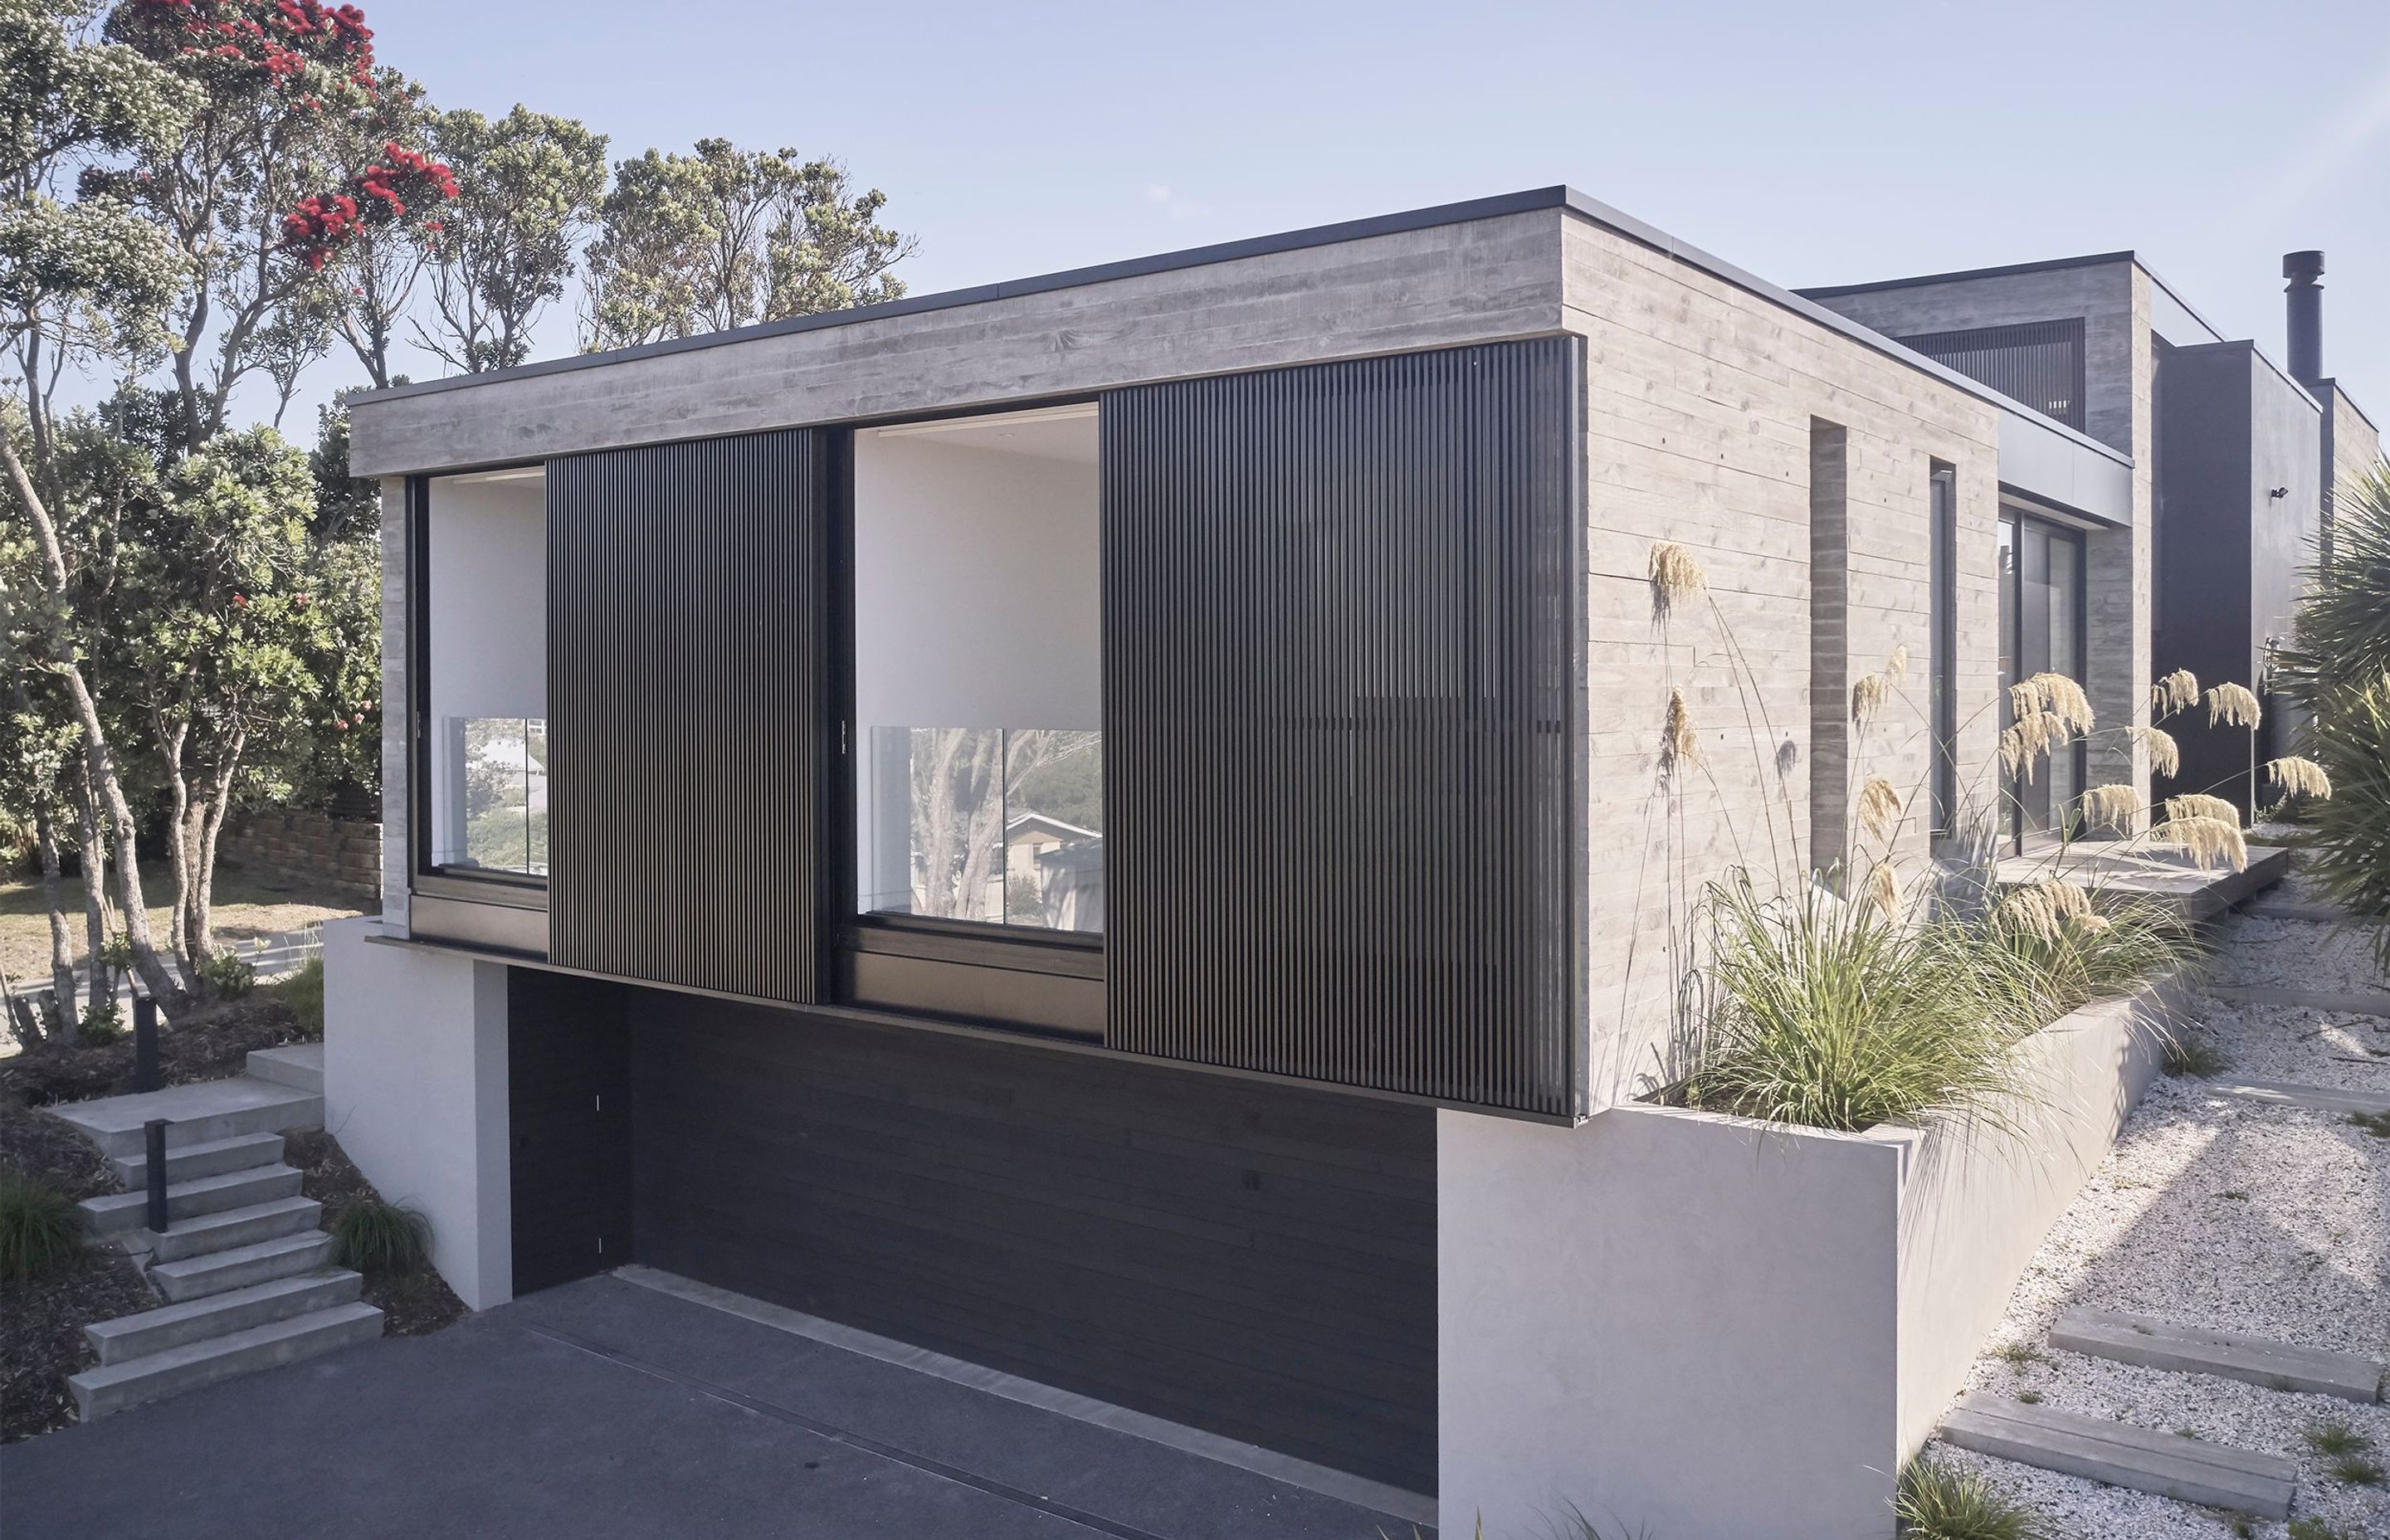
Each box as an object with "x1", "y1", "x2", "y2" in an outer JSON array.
[{"x1": 1934, "y1": 870, "x2": 2390, "y2": 1540}]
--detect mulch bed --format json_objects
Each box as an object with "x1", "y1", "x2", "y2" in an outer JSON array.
[
  {"x1": 0, "y1": 992, "x2": 318, "y2": 1108},
  {"x1": 0, "y1": 1095, "x2": 154, "y2": 1444},
  {"x1": 284, "y1": 1128, "x2": 467, "y2": 1337}
]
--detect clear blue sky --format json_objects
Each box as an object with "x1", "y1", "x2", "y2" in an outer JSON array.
[{"x1": 267, "y1": 0, "x2": 2390, "y2": 428}]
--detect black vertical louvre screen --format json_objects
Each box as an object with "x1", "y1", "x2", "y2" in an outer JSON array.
[
  {"x1": 548, "y1": 430, "x2": 827, "y2": 1002},
  {"x1": 1103, "y1": 339, "x2": 1583, "y2": 1116},
  {"x1": 1896, "y1": 318, "x2": 2087, "y2": 431}
]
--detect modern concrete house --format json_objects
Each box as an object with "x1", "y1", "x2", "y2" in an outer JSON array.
[
  {"x1": 1805, "y1": 246, "x2": 2379, "y2": 822},
  {"x1": 320, "y1": 188, "x2": 2363, "y2": 1535}
]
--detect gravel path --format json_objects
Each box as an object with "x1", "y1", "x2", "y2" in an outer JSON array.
[{"x1": 1935, "y1": 875, "x2": 2390, "y2": 1539}]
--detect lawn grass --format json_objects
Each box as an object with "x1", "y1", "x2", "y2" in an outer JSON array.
[{"x1": 0, "y1": 868, "x2": 368, "y2": 986}]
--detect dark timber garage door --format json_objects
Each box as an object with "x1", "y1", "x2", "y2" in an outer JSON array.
[{"x1": 627, "y1": 991, "x2": 1438, "y2": 1494}]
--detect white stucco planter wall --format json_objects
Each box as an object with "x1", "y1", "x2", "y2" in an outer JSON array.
[
  {"x1": 1440, "y1": 979, "x2": 2180, "y2": 1539},
  {"x1": 321, "y1": 917, "x2": 514, "y2": 1309}
]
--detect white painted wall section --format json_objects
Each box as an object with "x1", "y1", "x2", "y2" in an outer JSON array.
[{"x1": 321, "y1": 917, "x2": 513, "y2": 1310}]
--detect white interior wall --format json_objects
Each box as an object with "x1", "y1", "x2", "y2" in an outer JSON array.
[
  {"x1": 852, "y1": 416, "x2": 1100, "y2": 910},
  {"x1": 425, "y1": 472, "x2": 546, "y2": 864}
]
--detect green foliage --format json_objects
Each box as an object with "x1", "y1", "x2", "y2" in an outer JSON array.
[
  {"x1": 2349, "y1": 1109, "x2": 2390, "y2": 1139},
  {"x1": 76, "y1": 997, "x2": 121, "y2": 1044},
  {"x1": 2161, "y1": 1032, "x2": 2229, "y2": 1079},
  {"x1": 0, "y1": 1170, "x2": 83, "y2": 1283},
  {"x1": 198, "y1": 949, "x2": 253, "y2": 998},
  {"x1": 2328, "y1": 1455, "x2": 2385, "y2": 1486},
  {"x1": 1984, "y1": 890, "x2": 2199, "y2": 1022},
  {"x1": 1894, "y1": 1457, "x2": 2053, "y2": 1540},
  {"x1": 1678, "y1": 876, "x2": 2040, "y2": 1133},
  {"x1": 2304, "y1": 1417, "x2": 2375, "y2": 1460},
  {"x1": 333, "y1": 1197, "x2": 430, "y2": 1276},
  {"x1": 2281, "y1": 462, "x2": 2390, "y2": 968},
  {"x1": 583, "y1": 139, "x2": 913, "y2": 350},
  {"x1": 2288, "y1": 1520, "x2": 2355, "y2": 1540},
  {"x1": 422, "y1": 105, "x2": 608, "y2": 373},
  {"x1": 272, "y1": 953, "x2": 324, "y2": 1037}
]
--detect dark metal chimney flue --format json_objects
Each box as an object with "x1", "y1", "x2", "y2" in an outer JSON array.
[{"x1": 2285, "y1": 250, "x2": 2324, "y2": 383}]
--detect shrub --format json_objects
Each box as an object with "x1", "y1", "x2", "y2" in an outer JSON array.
[
  {"x1": 1677, "y1": 875, "x2": 2039, "y2": 1133},
  {"x1": 274, "y1": 955, "x2": 325, "y2": 1039},
  {"x1": 2299, "y1": 673, "x2": 2390, "y2": 972},
  {"x1": 76, "y1": 999, "x2": 124, "y2": 1046},
  {"x1": 0, "y1": 1172, "x2": 85, "y2": 1284},
  {"x1": 2162, "y1": 1033, "x2": 2230, "y2": 1079},
  {"x1": 1894, "y1": 1456, "x2": 2053, "y2": 1540},
  {"x1": 334, "y1": 1198, "x2": 431, "y2": 1275},
  {"x1": 199, "y1": 951, "x2": 256, "y2": 1000},
  {"x1": 1984, "y1": 889, "x2": 2200, "y2": 1022}
]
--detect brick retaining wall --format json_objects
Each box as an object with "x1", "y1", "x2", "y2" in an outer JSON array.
[{"x1": 221, "y1": 811, "x2": 382, "y2": 903}]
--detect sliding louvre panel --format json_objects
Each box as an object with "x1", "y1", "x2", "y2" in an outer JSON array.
[
  {"x1": 548, "y1": 430, "x2": 828, "y2": 1001},
  {"x1": 1104, "y1": 339, "x2": 1583, "y2": 1116}
]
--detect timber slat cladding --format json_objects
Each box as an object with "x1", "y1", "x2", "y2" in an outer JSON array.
[
  {"x1": 545, "y1": 430, "x2": 827, "y2": 1001},
  {"x1": 1100, "y1": 339, "x2": 1583, "y2": 1114},
  {"x1": 628, "y1": 992, "x2": 1439, "y2": 1494}
]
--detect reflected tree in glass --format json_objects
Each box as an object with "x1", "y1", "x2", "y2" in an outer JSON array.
[
  {"x1": 888, "y1": 727, "x2": 1103, "y2": 931},
  {"x1": 456, "y1": 717, "x2": 548, "y2": 875}
]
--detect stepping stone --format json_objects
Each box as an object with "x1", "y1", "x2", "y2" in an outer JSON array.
[
  {"x1": 2206, "y1": 984, "x2": 2390, "y2": 1018},
  {"x1": 2207, "y1": 1079, "x2": 2390, "y2": 1118},
  {"x1": 2052, "y1": 1307, "x2": 2385, "y2": 1403},
  {"x1": 1939, "y1": 1392, "x2": 2296, "y2": 1518}
]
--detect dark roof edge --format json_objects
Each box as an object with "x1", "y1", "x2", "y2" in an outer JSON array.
[
  {"x1": 347, "y1": 187, "x2": 1583, "y2": 407},
  {"x1": 1796, "y1": 250, "x2": 2139, "y2": 299},
  {"x1": 1557, "y1": 191, "x2": 2131, "y2": 465}
]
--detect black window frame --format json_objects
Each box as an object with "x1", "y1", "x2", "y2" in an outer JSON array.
[
  {"x1": 827, "y1": 399, "x2": 1107, "y2": 1038},
  {"x1": 1929, "y1": 462, "x2": 1958, "y2": 839},
  {"x1": 407, "y1": 469, "x2": 554, "y2": 911}
]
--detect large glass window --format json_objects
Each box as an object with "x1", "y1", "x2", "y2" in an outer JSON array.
[
  {"x1": 1997, "y1": 507, "x2": 2085, "y2": 844},
  {"x1": 852, "y1": 405, "x2": 1102, "y2": 933},
  {"x1": 422, "y1": 466, "x2": 548, "y2": 880}
]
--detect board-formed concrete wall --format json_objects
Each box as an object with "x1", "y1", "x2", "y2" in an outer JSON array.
[
  {"x1": 322, "y1": 918, "x2": 512, "y2": 1309},
  {"x1": 1561, "y1": 217, "x2": 2004, "y2": 1108}
]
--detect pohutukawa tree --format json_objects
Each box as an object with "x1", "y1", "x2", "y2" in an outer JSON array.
[
  {"x1": 418, "y1": 105, "x2": 607, "y2": 373},
  {"x1": 582, "y1": 139, "x2": 914, "y2": 350}
]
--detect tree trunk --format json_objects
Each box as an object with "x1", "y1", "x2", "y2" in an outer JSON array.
[
  {"x1": 33, "y1": 807, "x2": 71, "y2": 1037},
  {"x1": 78, "y1": 757, "x2": 112, "y2": 1005},
  {"x1": 189, "y1": 737, "x2": 243, "y2": 967},
  {"x1": 4, "y1": 436, "x2": 188, "y2": 1009}
]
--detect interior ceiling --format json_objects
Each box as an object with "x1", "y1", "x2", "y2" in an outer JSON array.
[{"x1": 866, "y1": 406, "x2": 1099, "y2": 465}]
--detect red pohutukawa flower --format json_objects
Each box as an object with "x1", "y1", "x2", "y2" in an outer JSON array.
[{"x1": 280, "y1": 143, "x2": 455, "y2": 270}]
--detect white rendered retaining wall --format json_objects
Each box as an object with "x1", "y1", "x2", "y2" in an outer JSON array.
[
  {"x1": 1439, "y1": 980, "x2": 2178, "y2": 1539},
  {"x1": 321, "y1": 916, "x2": 514, "y2": 1309}
]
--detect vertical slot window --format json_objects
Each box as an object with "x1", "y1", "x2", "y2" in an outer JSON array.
[{"x1": 1929, "y1": 463, "x2": 1958, "y2": 836}]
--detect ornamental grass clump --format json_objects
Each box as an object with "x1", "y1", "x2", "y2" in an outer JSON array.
[
  {"x1": 1988, "y1": 885, "x2": 2199, "y2": 1021},
  {"x1": 334, "y1": 1198, "x2": 432, "y2": 1276},
  {"x1": 1678, "y1": 875, "x2": 2036, "y2": 1133},
  {"x1": 0, "y1": 1172, "x2": 84, "y2": 1284},
  {"x1": 1894, "y1": 1456, "x2": 2055, "y2": 1540}
]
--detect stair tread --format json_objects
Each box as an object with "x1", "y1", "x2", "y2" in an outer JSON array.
[
  {"x1": 111, "y1": 1132, "x2": 285, "y2": 1182},
  {"x1": 81, "y1": 1164, "x2": 300, "y2": 1215},
  {"x1": 149, "y1": 1231, "x2": 335, "y2": 1292},
  {"x1": 70, "y1": 1301, "x2": 382, "y2": 1391},
  {"x1": 2052, "y1": 1306, "x2": 2384, "y2": 1401},
  {"x1": 1941, "y1": 1391, "x2": 2296, "y2": 1518},
  {"x1": 88, "y1": 1270, "x2": 362, "y2": 1338}
]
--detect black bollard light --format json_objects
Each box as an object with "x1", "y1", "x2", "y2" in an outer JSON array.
[
  {"x1": 144, "y1": 1118, "x2": 170, "y2": 1233},
  {"x1": 132, "y1": 993, "x2": 161, "y2": 1093}
]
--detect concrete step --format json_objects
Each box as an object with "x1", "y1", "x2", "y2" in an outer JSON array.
[
  {"x1": 67, "y1": 1301, "x2": 383, "y2": 1421},
  {"x1": 2208, "y1": 1078, "x2": 2390, "y2": 1118},
  {"x1": 151, "y1": 1231, "x2": 337, "y2": 1303},
  {"x1": 243, "y1": 1043, "x2": 324, "y2": 1094},
  {"x1": 110, "y1": 1132, "x2": 285, "y2": 1190},
  {"x1": 85, "y1": 1270, "x2": 362, "y2": 1365},
  {"x1": 49, "y1": 1076, "x2": 322, "y2": 1159},
  {"x1": 2207, "y1": 984, "x2": 2390, "y2": 1018},
  {"x1": 80, "y1": 1165, "x2": 303, "y2": 1236},
  {"x1": 2052, "y1": 1307, "x2": 2385, "y2": 1403},
  {"x1": 145, "y1": 1196, "x2": 322, "y2": 1264},
  {"x1": 1939, "y1": 1391, "x2": 2296, "y2": 1518}
]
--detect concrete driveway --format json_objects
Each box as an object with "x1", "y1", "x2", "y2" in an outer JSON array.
[{"x1": 0, "y1": 1271, "x2": 1425, "y2": 1540}]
